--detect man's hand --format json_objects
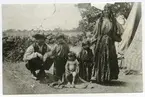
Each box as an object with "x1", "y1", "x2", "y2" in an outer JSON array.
[
  {"x1": 90, "y1": 37, "x2": 97, "y2": 44},
  {"x1": 43, "y1": 53, "x2": 49, "y2": 62},
  {"x1": 36, "y1": 52, "x2": 43, "y2": 59}
]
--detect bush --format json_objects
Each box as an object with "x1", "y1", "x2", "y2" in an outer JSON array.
[{"x1": 3, "y1": 32, "x2": 84, "y2": 62}]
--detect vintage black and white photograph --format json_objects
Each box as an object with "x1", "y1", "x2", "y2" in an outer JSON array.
[{"x1": 2, "y1": 2, "x2": 142, "y2": 94}]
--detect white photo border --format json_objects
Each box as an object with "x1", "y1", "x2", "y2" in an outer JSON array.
[{"x1": 0, "y1": 0, "x2": 144, "y2": 97}]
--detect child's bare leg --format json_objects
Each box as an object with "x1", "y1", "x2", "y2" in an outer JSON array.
[
  {"x1": 66, "y1": 73, "x2": 72, "y2": 88},
  {"x1": 72, "y1": 72, "x2": 77, "y2": 87}
]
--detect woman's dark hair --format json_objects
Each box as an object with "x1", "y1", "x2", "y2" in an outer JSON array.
[
  {"x1": 102, "y1": 4, "x2": 115, "y2": 22},
  {"x1": 68, "y1": 51, "x2": 76, "y2": 59}
]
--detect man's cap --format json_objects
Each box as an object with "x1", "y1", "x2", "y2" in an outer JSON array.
[
  {"x1": 32, "y1": 33, "x2": 47, "y2": 39},
  {"x1": 56, "y1": 34, "x2": 66, "y2": 39}
]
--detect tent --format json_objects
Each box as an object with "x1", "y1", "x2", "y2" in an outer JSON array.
[{"x1": 117, "y1": 2, "x2": 142, "y2": 74}]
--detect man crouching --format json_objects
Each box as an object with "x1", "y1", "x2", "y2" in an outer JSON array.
[
  {"x1": 23, "y1": 33, "x2": 53, "y2": 80},
  {"x1": 65, "y1": 51, "x2": 79, "y2": 88}
]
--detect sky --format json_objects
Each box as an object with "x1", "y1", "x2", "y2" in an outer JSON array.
[
  {"x1": 2, "y1": 4, "x2": 83, "y2": 30},
  {"x1": 2, "y1": 3, "x2": 107, "y2": 30},
  {"x1": 91, "y1": 2, "x2": 114, "y2": 10}
]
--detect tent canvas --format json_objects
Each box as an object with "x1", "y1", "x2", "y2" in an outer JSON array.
[{"x1": 117, "y1": 2, "x2": 142, "y2": 74}]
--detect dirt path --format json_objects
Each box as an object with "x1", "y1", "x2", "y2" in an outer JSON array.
[{"x1": 3, "y1": 62, "x2": 143, "y2": 94}]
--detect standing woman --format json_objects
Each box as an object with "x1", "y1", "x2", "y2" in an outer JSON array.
[{"x1": 91, "y1": 4, "x2": 122, "y2": 84}]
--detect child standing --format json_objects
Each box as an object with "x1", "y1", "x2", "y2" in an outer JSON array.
[
  {"x1": 51, "y1": 34, "x2": 70, "y2": 82},
  {"x1": 65, "y1": 51, "x2": 79, "y2": 88},
  {"x1": 78, "y1": 40, "x2": 93, "y2": 82}
]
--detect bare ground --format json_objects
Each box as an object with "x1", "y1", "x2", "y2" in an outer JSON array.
[{"x1": 3, "y1": 61, "x2": 143, "y2": 95}]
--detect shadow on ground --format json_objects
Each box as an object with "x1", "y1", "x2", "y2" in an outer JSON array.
[
  {"x1": 3, "y1": 62, "x2": 143, "y2": 94},
  {"x1": 102, "y1": 81, "x2": 127, "y2": 86}
]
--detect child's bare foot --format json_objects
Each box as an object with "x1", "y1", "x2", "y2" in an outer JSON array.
[
  {"x1": 71, "y1": 82, "x2": 75, "y2": 88},
  {"x1": 89, "y1": 81, "x2": 92, "y2": 83},
  {"x1": 58, "y1": 79, "x2": 62, "y2": 84},
  {"x1": 67, "y1": 82, "x2": 71, "y2": 88},
  {"x1": 67, "y1": 82, "x2": 71, "y2": 85}
]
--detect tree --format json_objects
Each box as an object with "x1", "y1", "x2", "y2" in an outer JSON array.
[
  {"x1": 75, "y1": 3, "x2": 102, "y2": 34},
  {"x1": 75, "y1": 3, "x2": 133, "y2": 34},
  {"x1": 112, "y1": 2, "x2": 133, "y2": 19},
  {"x1": 53, "y1": 27, "x2": 62, "y2": 32}
]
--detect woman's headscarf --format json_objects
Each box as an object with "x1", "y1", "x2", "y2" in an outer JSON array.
[{"x1": 96, "y1": 3, "x2": 118, "y2": 36}]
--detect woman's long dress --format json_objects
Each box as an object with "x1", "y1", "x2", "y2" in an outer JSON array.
[{"x1": 91, "y1": 17, "x2": 122, "y2": 83}]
